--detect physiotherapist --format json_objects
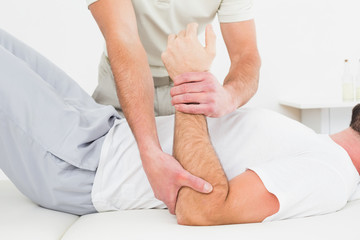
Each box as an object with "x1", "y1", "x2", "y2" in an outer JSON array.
[{"x1": 86, "y1": 0, "x2": 261, "y2": 214}]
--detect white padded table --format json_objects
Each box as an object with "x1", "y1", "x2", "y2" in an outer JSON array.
[
  {"x1": 0, "y1": 181, "x2": 78, "y2": 240},
  {"x1": 62, "y1": 203, "x2": 360, "y2": 240},
  {"x1": 1, "y1": 180, "x2": 360, "y2": 240}
]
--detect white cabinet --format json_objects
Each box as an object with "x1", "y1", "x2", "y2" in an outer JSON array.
[{"x1": 280, "y1": 100, "x2": 359, "y2": 134}]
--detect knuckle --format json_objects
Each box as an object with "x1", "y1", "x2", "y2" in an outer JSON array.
[
  {"x1": 176, "y1": 171, "x2": 187, "y2": 182},
  {"x1": 203, "y1": 76, "x2": 211, "y2": 83},
  {"x1": 207, "y1": 105, "x2": 215, "y2": 113},
  {"x1": 208, "y1": 95, "x2": 216, "y2": 104},
  {"x1": 204, "y1": 72, "x2": 213, "y2": 79},
  {"x1": 207, "y1": 83, "x2": 216, "y2": 91}
]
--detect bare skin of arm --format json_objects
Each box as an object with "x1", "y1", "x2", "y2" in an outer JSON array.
[
  {"x1": 89, "y1": 0, "x2": 156, "y2": 151},
  {"x1": 162, "y1": 23, "x2": 279, "y2": 226},
  {"x1": 89, "y1": 0, "x2": 211, "y2": 214},
  {"x1": 220, "y1": 20, "x2": 261, "y2": 109},
  {"x1": 173, "y1": 112, "x2": 279, "y2": 225},
  {"x1": 168, "y1": 20, "x2": 261, "y2": 117}
]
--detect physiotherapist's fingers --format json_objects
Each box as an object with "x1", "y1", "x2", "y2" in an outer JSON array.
[
  {"x1": 165, "y1": 200, "x2": 175, "y2": 215},
  {"x1": 168, "y1": 207, "x2": 175, "y2": 215},
  {"x1": 170, "y1": 82, "x2": 214, "y2": 97},
  {"x1": 177, "y1": 30, "x2": 186, "y2": 38},
  {"x1": 173, "y1": 72, "x2": 207, "y2": 86},
  {"x1": 174, "y1": 103, "x2": 212, "y2": 115},
  {"x1": 166, "y1": 197, "x2": 177, "y2": 215},
  {"x1": 171, "y1": 92, "x2": 209, "y2": 105},
  {"x1": 179, "y1": 171, "x2": 213, "y2": 194},
  {"x1": 205, "y1": 24, "x2": 216, "y2": 54},
  {"x1": 186, "y1": 22, "x2": 199, "y2": 38}
]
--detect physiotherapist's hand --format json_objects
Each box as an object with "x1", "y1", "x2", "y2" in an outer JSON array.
[
  {"x1": 141, "y1": 148, "x2": 213, "y2": 215},
  {"x1": 170, "y1": 72, "x2": 236, "y2": 117}
]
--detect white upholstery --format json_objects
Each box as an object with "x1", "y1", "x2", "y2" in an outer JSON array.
[
  {"x1": 62, "y1": 203, "x2": 360, "y2": 240},
  {"x1": 0, "y1": 181, "x2": 78, "y2": 240},
  {"x1": 1, "y1": 180, "x2": 360, "y2": 240}
]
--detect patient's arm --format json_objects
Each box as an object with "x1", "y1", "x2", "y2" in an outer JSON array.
[
  {"x1": 173, "y1": 112, "x2": 279, "y2": 226},
  {"x1": 162, "y1": 23, "x2": 279, "y2": 225}
]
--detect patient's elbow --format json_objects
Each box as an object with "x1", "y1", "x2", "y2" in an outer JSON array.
[
  {"x1": 176, "y1": 207, "x2": 212, "y2": 226},
  {"x1": 175, "y1": 187, "x2": 228, "y2": 226}
]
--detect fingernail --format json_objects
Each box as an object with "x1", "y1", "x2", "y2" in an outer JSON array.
[{"x1": 204, "y1": 183, "x2": 213, "y2": 193}]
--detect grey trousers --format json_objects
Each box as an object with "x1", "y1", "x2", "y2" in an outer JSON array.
[{"x1": 0, "y1": 29, "x2": 120, "y2": 215}]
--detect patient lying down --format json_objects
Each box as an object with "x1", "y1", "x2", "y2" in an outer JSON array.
[
  {"x1": 93, "y1": 23, "x2": 360, "y2": 225},
  {"x1": 171, "y1": 109, "x2": 360, "y2": 225},
  {"x1": 93, "y1": 103, "x2": 360, "y2": 225},
  {"x1": 0, "y1": 25, "x2": 359, "y2": 226}
]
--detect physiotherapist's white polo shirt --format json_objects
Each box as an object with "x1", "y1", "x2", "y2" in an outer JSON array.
[{"x1": 86, "y1": 0, "x2": 254, "y2": 77}]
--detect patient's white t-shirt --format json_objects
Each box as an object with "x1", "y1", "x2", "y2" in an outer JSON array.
[{"x1": 91, "y1": 109, "x2": 360, "y2": 221}]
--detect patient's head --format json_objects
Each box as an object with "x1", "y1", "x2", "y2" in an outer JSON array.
[{"x1": 350, "y1": 104, "x2": 360, "y2": 135}]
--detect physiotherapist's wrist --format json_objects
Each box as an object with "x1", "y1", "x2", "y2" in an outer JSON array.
[
  {"x1": 223, "y1": 83, "x2": 243, "y2": 111},
  {"x1": 138, "y1": 140, "x2": 162, "y2": 161}
]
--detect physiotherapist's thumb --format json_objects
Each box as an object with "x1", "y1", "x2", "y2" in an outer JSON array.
[
  {"x1": 181, "y1": 171, "x2": 213, "y2": 194},
  {"x1": 205, "y1": 24, "x2": 216, "y2": 55}
]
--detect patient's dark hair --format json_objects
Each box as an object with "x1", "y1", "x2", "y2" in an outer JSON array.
[{"x1": 350, "y1": 104, "x2": 360, "y2": 134}]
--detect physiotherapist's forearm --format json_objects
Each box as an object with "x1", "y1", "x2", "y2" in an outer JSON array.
[
  {"x1": 106, "y1": 38, "x2": 160, "y2": 152},
  {"x1": 89, "y1": 0, "x2": 161, "y2": 153},
  {"x1": 223, "y1": 51, "x2": 261, "y2": 108}
]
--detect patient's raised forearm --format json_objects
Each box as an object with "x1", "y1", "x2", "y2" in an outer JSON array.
[{"x1": 173, "y1": 111, "x2": 229, "y2": 225}]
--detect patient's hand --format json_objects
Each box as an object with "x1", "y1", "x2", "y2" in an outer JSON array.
[
  {"x1": 161, "y1": 24, "x2": 235, "y2": 117},
  {"x1": 161, "y1": 23, "x2": 216, "y2": 80}
]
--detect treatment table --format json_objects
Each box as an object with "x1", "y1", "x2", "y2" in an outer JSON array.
[{"x1": 1, "y1": 180, "x2": 359, "y2": 240}]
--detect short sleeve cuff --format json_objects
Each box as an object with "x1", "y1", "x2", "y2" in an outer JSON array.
[
  {"x1": 217, "y1": 0, "x2": 255, "y2": 23},
  {"x1": 217, "y1": 13, "x2": 254, "y2": 23}
]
